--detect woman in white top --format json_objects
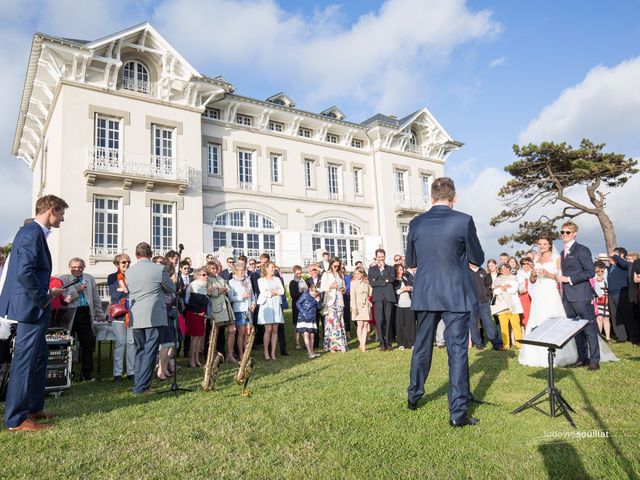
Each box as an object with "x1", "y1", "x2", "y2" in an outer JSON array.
[
  {"x1": 493, "y1": 263, "x2": 524, "y2": 349},
  {"x1": 228, "y1": 266, "x2": 256, "y2": 360},
  {"x1": 393, "y1": 264, "x2": 415, "y2": 349},
  {"x1": 256, "y1": 261, "x2": 284, "y2": 361}
]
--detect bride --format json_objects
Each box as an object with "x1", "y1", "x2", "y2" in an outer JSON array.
[{"x1": 518, "y1": 236, "x2": 618, "y2": 367}]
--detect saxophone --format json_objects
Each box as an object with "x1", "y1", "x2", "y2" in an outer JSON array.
[
  {"x1": 235, "y1": 323, "x2": 256, "y2": 397},
  {"x1": 202, "y1": 324, "x2": 224, "y2": 391}
]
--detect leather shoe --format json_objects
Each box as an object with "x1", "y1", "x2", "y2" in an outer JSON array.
[
  {"x1": 8, "y1": 418, "x2": 53, "y2": 432},
  {"x1": 449, "y1": 416, "x2": 480, "y2": 427},
  {"x1": 379, "y1": 345, "x2": 386, "y2": 352},
  {"x1": 27, "y1": 410, "x2": 56, "y2": 421},
  {"x1": 588, "y1": 363, "x2": 600, "y2": 371},
  {"x1": 407, "y1": 400, "x2": 418, "y2": 411},
  {"x1": 567, "y1": 360, "x2": 589, "y2": 368},
  {"x1": 474, "y1": 345, "x2": 485, "y2": 351}
]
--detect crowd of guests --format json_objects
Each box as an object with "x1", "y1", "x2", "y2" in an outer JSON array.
[{"x1": 469, "y1": 246, "x2": 640, "y2": 353}]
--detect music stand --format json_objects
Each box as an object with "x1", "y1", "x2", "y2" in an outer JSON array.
[{"x1": 511, "y1": 317, "x2": 589, "y2": 428}]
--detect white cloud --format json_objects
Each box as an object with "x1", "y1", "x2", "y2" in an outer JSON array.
[
  {"x1": 489, "y1": 56, "x2": 505, "y2": 69},
  {"x1": 519, "y1": 56, "x2": 640, "y2": 153}
]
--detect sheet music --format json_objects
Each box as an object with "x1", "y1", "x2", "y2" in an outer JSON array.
[{"x1": 520, "y1": 316, "x2": 589, "y2": 348}]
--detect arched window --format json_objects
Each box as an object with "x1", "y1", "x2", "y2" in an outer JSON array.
[
  {"x1": 122, "y1": 60, "x2": 152, "y2": 94},
  {"x1": 406, "y1": 130, "x2": 418, "y2": 153},
  {"x1": 312, "y1": 218, "x2": 363, "y2": 265},
  {"x1": 212, "y1": 210, "x2": 279, "y2": 261}
]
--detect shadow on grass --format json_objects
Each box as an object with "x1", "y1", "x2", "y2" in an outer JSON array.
[
  {"x1": 538, "y1": 440, "x2": 593, "y2": 480},
  {"x1": 566, "y1": 371, "x2": 639, "y2": 479}
]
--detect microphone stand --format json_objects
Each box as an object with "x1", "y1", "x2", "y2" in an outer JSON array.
[{"x1": 158, "y1": 243, "x2": 191, "y2": 395}]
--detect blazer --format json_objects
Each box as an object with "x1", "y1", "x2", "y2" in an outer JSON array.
[
  {"x1": 393, "y1": 275, "x2": 414, "y2": 304},
  {"x1": 0, "y1": 221, "x2": 52, "y2": 324},
  {"x1": 560, "y1": 241, "x2": 596, "y2": 303},
  {"x1": 405, "y1": 204, "x2": 484, "y2": 312},
  {"x1": 367, "y1": 264, "x2": 396, "y2": 303},
  {"x1": 350, "y1": 278, "x2": 372, "y2": 321},
  {"x1": 630, "y1": 259, "x2": 640, "y2": 304},
  {"x1": 60, "y1": 272, "x2": 105, "y2": 329},
  {"x1": 607, "y1": 255, "x2": 629, "y2": 294},
  {"x1": 296, "y1": 291, "x2": 322, "y2": 322},
  {"x1": 319, "y1": 272, "x2": 345, "y2": 314},
  {"x1": 125, "y1": 258, "x2": 176, "y2": 329}
]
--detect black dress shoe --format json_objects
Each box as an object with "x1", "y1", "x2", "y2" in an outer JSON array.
[
  {"x1": 449, "y1": 416, "x2": 480, "y2": 427},
  {"x1": 474, "y1": 345, "x2": 485, "y2": 351},
  {"x1": 407, "y1": 400, "x2": 418, "y2": 411},
  {"x1": 588, "y1": 362, "x2": 600, "y2": 371},
  {"x1": 566, "y1": 360, "x2": 589, "y2": 368},
  {"x1": 281, "y1": 352, "x2": 291, "y2": 357},
  {"x1": 380, "y1": 345, "x2": 387, "y2": 352},
  {"x1": 114, "y1": 376, "x2": 122, "y2": 383}
]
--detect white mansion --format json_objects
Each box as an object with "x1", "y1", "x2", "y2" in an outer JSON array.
[{"x1": 12, "y1": 23, "x2": 461, "y2": 280}]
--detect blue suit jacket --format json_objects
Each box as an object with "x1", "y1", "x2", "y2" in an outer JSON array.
[
  {"x1": 405, "y1": 205, "x2": 484, "y2": 312},
  {"x1": 0, "y1": 221, "x2": 52, "y2": 324},
  {"x1": 560, "y1": 241, "x2": 595, "y2": 303},
  {"x1": 607, "y1": 255, "x2": 629, "y2": 294}
]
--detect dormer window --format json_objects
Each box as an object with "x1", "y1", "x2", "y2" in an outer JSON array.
[
  {"x1": 268, "y1": 120, "x2": 284, "y2": 132},
  {"x1": 203, "y1": 108, "x2": 220, "y2": 120},
  {"x1": 351, "y1": 138, "x2": 363, "y2": 149},
  {"x1": 406, "y1": 131, "x2": 418, "y2": 153},
  {"x1": 326, "y1": 133, "x2": 339, "y2": 144},
  {"x1": 123, "y1": 60, "x2": 152, "y2": 95}
]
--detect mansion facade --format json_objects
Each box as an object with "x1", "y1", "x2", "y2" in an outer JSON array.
[{"x1": 12, "y1": 23, "x2": 461, "y2": 280}]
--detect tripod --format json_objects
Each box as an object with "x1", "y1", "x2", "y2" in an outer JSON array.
[{"x1": 511, "y1": 347, "x2": 576, "y2": 428}]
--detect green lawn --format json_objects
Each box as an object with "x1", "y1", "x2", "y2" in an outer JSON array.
[{"x1": 1, "y1": 312, "x2": 639, "y2": 480}]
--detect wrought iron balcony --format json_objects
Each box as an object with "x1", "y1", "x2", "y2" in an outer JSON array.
[
  {"x1": 86, "y1": 147, "x2": 190, "y2": 193},
  {"x1": 122, "y1": 77, "x2": 155, "y2": 95},
  {"x1": 394, "y1": 192, "x2": 429, "y2": 213}
]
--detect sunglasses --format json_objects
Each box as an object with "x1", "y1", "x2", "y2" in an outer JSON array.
[
  {"x1": 119, "y1": 261, "x2": 131, "y2": 265},
  {"x1": 560, "y1": 230, "x2": 573, "y2": 235},
  {"x1": 198, "y1": 273, "x2": 207, "y2": 277}
]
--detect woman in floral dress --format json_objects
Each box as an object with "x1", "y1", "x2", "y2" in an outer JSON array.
[{"x1": 319, "y1": 257, "x2": 348, "y2": 352}]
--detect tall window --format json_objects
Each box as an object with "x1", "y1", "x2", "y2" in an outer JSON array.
[
  {"x1": 237, "y1": 150, "x2": 254, "y2": 188},
  {"x1": 236, "y1": 114, "x2": 253, "y2": 126},
  {"x1": 122, "y1": 60, "x2": 151, "y2": 94},
  {"x1": 93, "y1": 196, "x2": 120, "y2": 255},
  {"x1": 270, "y1": 154, "x2": 281, "y2": 183},
  {"x1": 395, "y1": 169, "x2": 407, "y2": 193},
  {"x1": 207, "y1": 143, "x2": 221, "y2": 175},
  {"x1": 213, "y1": 210, "x2": 279, "y2": 260},
  {"x1": 152, "y1": 125, "x2": 175, "y2": 178},
  {"x1": 312, "y1": 218, "x2": 362, "y2": 265},
  {"x1": 304, "y1": 159, "x2": 315, "y2": 188},
  {"x1": 353, "y1": 168, "x2": 363, "y2": 195},
  {"x1": 406, "y1": 131, "x2": 418, "y2": 153},
  {"x1": 328, "y1": 164, "x2": 339, "y2": 199},
  {"x1": 151, "y1": 201, "x2": 175, "y2": 254},
  {"x1": 421, "y1": 174, "x2": 431, "y2": 202},
  {"x1": 351, "y1": 138, "x2": 363, "y2": 148},
  {"x1": 94, "y1": 115, "x2": 121, "y2": 168},
  {"x1": 401, "y1": 224, "x2": 409, "y2": 253}
]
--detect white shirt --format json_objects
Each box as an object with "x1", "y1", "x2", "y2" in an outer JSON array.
[{"x1": 33, "y1": 219, "x2": 51, "y2": 238}]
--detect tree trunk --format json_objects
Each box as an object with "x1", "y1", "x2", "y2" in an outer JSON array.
[{"x1": 595, "y1": 208, "x2": 617, "y2": 254}]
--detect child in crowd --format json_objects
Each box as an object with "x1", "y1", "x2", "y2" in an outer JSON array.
[{"x1": 296, "y1": 284, "x2": 322, "y2": 358}]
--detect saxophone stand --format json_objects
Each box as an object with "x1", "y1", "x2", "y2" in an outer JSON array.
[
  {"x1": 157, "y1": 313, "x2": 192, "y2": 396},
  {"x1": 511, "y1": 347, "x2": 576, "y2": 427}
]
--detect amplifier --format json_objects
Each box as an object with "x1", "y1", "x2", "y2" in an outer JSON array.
[{"x1": 45, "y1": 330, "x2": 74, "y2": 393}]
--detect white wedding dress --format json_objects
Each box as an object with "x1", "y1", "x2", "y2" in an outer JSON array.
[{"x1": 518, "y1": 256, "x2": 618, "y2": 367}]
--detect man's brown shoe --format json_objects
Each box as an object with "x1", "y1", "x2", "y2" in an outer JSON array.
[
  {"x1": 28, "y1": 410, "x2": 56, "y2": 421},
  {"x1": 7, "y1": 418, "x2": 54, "y2": 432}
]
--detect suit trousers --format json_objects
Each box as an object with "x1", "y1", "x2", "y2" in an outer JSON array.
[
  {"x1": 408, "y1": 311, "x2": 471, "y2": 422},
  {"x1": 563, "y1": 299, "x2": 600, "y2": 363},
  {"x1": 132, "y1": 327, "x2": 160, "y2": 393},
  {"x1": 609, "y1": 290, "x2": 637, "y2": 342},
  {"x1": 470, "y1": 302, "x2": 502, "y2": 349},
  {"x1": 395, "y1": 306, "x2": 416, "y2": 348},
  {"x1": 373, "y1": 300, "x2": 393, "y2": 347},
  {"x1": 4, "y1": 319, "x2": 49, "y2": 428},
  {"x1": 71, "y1": 306, "x2": 96, "y2": 378},
  {"x1": 112, "y1": 321, "x2": 135, "y2": 377}
]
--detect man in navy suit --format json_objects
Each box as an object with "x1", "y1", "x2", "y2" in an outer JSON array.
[
  {"x1": 368, "y1": 249, "x2": 396, "y2": 350},
  {"x1": 405, "y1": 177, "x2": 484, "y2": 427},
  {"x1": 0, "y1": 195, "x2": 68, "y2": 432},
  {"x1": 557, "y1": 221, "x2": 600, "y2": 369}
]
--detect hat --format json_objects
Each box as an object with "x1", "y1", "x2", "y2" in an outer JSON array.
[{"x1": 596, "y1": 253, "x2": 609, "y2": 261}]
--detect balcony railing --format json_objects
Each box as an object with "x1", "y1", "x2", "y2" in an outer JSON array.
[
  {"x1": 90, "y1": 246, "x2": 121, "y2": 257},
  {"x1": 237, "y1": 182, "x2": 258, "y2": 191},
  {"x1": 328, "y1": 191, "x2": 341, "y2": 200},
  {"x1": 122, "y1": 77, "x2": 155, "y2": 95},
  {"x1": 394, "y1": 192, "x2": 429, "y2": 212},
  {"x1": 87, "y1": 147, "x2": 190, "y2": 183}
]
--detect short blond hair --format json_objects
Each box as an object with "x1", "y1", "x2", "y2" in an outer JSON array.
[
  {"x1": 35, "y1": 195, "x2": 68, "y2": 215},
  {"x1": 561, "y1": 221, "x2": 579, "y2": 233}
]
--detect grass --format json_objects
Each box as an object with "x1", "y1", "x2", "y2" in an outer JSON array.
[{"x1": 1, "y1": 311, "x2": 639, "y2": 480}]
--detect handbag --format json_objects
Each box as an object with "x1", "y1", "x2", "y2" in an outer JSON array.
[{"x1": 109, "y1": 301, "x2": 128, "y2": 319}]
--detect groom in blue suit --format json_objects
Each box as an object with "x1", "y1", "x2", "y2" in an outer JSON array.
[
  {"x1": 405, "y1": 177, "x2": 484, "y2": 427},
  {"x1": 0, "y1": 195, "x2": 68, "y2": 432}
]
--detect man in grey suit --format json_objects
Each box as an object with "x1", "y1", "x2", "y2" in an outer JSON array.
[{"x1": 126, "y1": 242, "x2": 176, "y2": 394}]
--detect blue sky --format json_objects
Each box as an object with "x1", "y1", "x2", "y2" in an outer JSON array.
[{"x1": 1, "y1": 0, "x2": 639, "y2": 256}]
